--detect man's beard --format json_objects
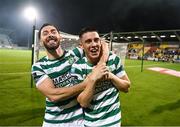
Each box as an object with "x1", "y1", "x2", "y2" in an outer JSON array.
[
  {"x1": 44, "y1": 36, "x2": 60, "y2": 51},
  {"x1": 44, "y1": 42, "x2": 60, "y2": 50}
]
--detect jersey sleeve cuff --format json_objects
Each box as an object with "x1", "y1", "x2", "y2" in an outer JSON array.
[
  {"x1": 36, "y1": 75, "x2": 49, "y2": 87},
  {"x1": 116, "y1": 71, "x2": 126, "y2": 78}
]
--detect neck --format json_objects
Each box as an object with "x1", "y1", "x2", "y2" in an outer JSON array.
[{"x1": 46, "y1": 46, "x2": 64, "y2": 60}]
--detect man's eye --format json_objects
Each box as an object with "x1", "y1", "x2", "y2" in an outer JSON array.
[
  {"x1": 42, "y1": 32, "x2": 48, "y2": 36},
  {"x1": 52, "y1": 31, "x2": 57, "y2": 34},
  {"x1": 85, "y1": 39, "x2": 92, "y2": 43},
  {"x1": 94, "y1": 38, "x2": 100, "y2": 42}
]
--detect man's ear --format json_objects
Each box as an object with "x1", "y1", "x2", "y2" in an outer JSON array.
[
  {"x1": 78, "y1": 39, "x2": 83, "y2": 49},
  {"x1": 79, "y1": 43, "x2": 83, "y2": 48},
  {"x1": 59, "y1": 35, "x2": 62, "y2": 41}
]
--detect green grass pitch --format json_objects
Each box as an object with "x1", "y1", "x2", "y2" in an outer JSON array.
[{"x1": 0, "y1": 49, "x2": 180, "y2": 126}]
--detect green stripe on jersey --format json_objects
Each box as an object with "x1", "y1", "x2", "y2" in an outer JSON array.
[
  {"x1": 48, "y1": 66, "x2": 71, "y2": 78},
  {"x1": 72, "y1": 47, "x2": 82, "y2": 58},
  {"x1": 46, "y1": 104, "x2": 81, "y2": 115},
  {"x1": 85, "y1": 97, "x2": 120, "y2": 114},
  {"x1": 116, "y1": 65, "x2": 123, "y2": 74},
  {"x1": 85, "y1": 108, "x2": 120, "y2": 122},
  {"x1": 91, "y1": 90, "x2": 118, "y2": 105}
]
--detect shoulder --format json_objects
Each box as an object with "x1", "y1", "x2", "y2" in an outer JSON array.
[
  {"x1": 73, "y1": 57, "x2": 86, "y2": 66},
  {"x1": 108, "y1": 52, "x2": 120, "y2": 61},
  {"x1": 69, "y1": 47, "x2": 83, "y2": 56},
  {"x1": 32, "y1": 56, "x2": 47, "y2": 69},
  {"x1": 72, "y1": 57, "x2": 87, "y2": 70},
  {"x1": 37, "y1": 56, "x2": 48, "y2": 62}
]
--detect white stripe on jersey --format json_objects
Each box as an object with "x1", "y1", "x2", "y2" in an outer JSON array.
[
  {"x1": 108, "y1": 53, "x2": 116, "y2": 61},
  {"x1": 93, "y1": 87, "x2": 116, "y2": 101},
  {"x1": 89, "y1": 93, "x2": 119, "y2": 110},
  {"x1": 45, "y1": 108, "x2": 83, "y2": 121},
  {"x1": 36, "y1": 74, "x2": 49, "y2": 87},
  {"x1": 42, "y1": 61, "x2": 71, "y2": 74},
  {"x1": 116, "y1": 70, "x2": 126, "y2": 78},
  {"x1": 46, "y1": 99, "x2": 79, "y2": 112},
  {"x1": 69, "y1": 47, "x2": 84, "y2": 58}
]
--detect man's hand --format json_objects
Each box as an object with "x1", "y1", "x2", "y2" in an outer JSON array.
[
  {"x1": 98, "y1": 39, "x2": 109, "y2": 64},
  {"x1": 89, "y1": 63, "x2": 109, "y2": 82}
]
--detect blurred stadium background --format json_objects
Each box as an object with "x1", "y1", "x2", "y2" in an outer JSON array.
[{"x1": 0, "y1": 28, "x2": 180, "y2": 126}]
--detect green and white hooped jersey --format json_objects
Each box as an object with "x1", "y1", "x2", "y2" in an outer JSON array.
[
  {"x1": 71, "y1": 53, "x2": 126, "y2": 127},
  {"x1": 31, "y1": 47, "x2": 84, "y2": 124}
]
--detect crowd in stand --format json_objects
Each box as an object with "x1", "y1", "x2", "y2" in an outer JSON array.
[{"x1": 126, "y1": 43, "x2": 180, "y2": 63}]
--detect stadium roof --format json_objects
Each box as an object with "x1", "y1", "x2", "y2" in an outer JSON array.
[{"x1": 101, "y1": 29, "x2": 180, "y2": 43}]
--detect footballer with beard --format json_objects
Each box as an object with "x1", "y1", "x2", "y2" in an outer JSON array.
[{"x1": 31, "y1": 24, "x2": 109, "y2": 127}]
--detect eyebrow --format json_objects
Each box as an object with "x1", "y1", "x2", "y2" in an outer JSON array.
[
  {"x1": 84, "y1": 37, "x2": 100, "y2": 42},
  {"x1": 42, "y1": 28, "x2": 57, "y2": 34},
  {"x1": 51, "y1": 29, "x2": 57, "y2": 32}
]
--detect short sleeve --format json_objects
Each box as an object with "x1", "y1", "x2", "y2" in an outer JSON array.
[
  {"x1": 114, "y1": 56, "x2": 126, "y2": 77},
  {"x1": 31, "y1": 63, "x2": 48, "y2": 87},
  {"x1": 69, "y1": 47, "x2": 84, "y2": 61}
]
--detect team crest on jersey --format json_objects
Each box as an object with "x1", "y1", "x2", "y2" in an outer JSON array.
[{"x1": 68, "y1": 56, "x2": 75, "y2": 64}]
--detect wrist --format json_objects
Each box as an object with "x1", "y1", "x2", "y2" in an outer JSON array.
[
  {"x1": 87, "y1": 74, "x2": 96, "y2": 83},
  {"x1": 109, "y1": 72, "x2": 114, "y2": 80}
]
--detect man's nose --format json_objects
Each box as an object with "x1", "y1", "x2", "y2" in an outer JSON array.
[
  {"x1": 48, "y1": 35, "x2": 54, "y2": 39},
  {"x1": 91, "y1": 41, "x2": 97, "y2": 46}
]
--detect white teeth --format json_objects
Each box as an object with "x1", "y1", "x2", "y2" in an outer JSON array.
[
  {"x1": 90, "y1": 48, "x2": 98, "y2": 52},
  {"x1": 91, "y1": 50, "x2": 96, "y2": 53}
]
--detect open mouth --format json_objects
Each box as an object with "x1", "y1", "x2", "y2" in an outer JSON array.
[
  {"x1": 90, "y1": 48, "x2": 99, "y2": 55},
  {"x1": 48, "y1": 39, "x2": 56, "y2": 43},
  {"x1": 47, "y1": 36, "x2": 58, "y2": 43}
]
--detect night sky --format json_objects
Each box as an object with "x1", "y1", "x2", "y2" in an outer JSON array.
[{"x1": 0, "y1": 0, "x2": 180, "y2": 46}]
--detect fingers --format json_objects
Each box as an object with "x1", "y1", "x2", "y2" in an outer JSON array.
[
  {"x1": 91, "y1": 64, "x2": 109, "y2": 81},
  {"x1": 95, "y1": 64, "x2": 108, "y2": 73},
  {"x1": 100, "y1": 38, "x2": 108, "y2": 43},
  {"x1": 97, "y1": 65, "x2": 109, "y2": 78}
]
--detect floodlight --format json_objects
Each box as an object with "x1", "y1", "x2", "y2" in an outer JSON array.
[
  {"x1": 151, "y1": 36, "x2": 156, "y2": 38},
  {"x1": 24, "y1": 7, "x2": 37, "y2": 21},
  {"x1": 134, "y1": 36, "x2": 139, "y2": 38},
  {"x1": 160, "y1": 35, "x2": 166, "y2": 38},
  {"x1": 170, "y1": 35, "x2": 176, "y2": 38}
]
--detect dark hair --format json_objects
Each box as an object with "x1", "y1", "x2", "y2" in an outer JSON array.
[
  {"x1": 79, "y1": 26, "x2": 98, "y2": 38},
  {"x1": 38, "y1": 23, "x2": 60, "y2": 39}
]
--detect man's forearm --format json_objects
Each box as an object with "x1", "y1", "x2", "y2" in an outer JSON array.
[
  {"x1": 109, "y1": 73, "x2": 131, "y2": 92},
  {"x1": 37, "y1": 78, "x2": 86, "y2": 102},
  {"x1": 48, "y1": 83, "x2": 86, "y2": 102},
  {"x1": 77, "y1": 75, "x2": 96, "y2": 107},
  {"x1": 99, "y1": 40, "x2": 109, "y2": 64}
]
